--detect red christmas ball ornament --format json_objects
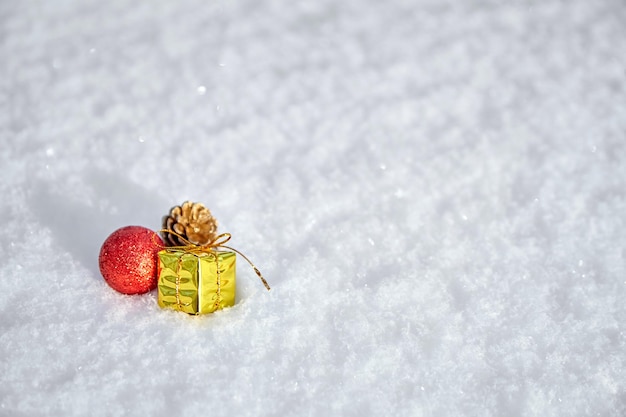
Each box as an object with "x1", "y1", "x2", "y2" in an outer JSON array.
[{"x1": 99, "y1": 226, "x2": 164, "y2": 295}]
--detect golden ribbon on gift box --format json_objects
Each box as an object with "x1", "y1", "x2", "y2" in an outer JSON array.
[{"x1": 159, "y1": 230, "x2": 271, "y2": 291}]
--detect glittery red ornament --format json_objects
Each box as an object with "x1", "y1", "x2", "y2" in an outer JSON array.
[{"x1": 99, "y1": 226, "x2": 163, "y2": 295}]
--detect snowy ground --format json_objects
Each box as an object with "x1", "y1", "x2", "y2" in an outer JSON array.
[{"x1": 1, "y1": 0, "x2": 625, "y2": 416}]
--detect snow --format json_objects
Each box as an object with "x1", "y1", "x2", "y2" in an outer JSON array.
[{"x1": 1, "y1": 0, "x2": 625, "y2": 415}]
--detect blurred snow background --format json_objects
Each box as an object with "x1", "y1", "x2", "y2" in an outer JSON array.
[{"x1": 1, "y1": 0, "x2": 625, "y2": 415}]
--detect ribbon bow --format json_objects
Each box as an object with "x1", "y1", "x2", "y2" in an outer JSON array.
[{"x1": 159, "y1": 230, "x2": 271, "y2": 291}]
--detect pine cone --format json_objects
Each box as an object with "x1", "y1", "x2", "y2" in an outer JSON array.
[{"x1": 161, "y1": 201, "x2": 218, "y2": 246}]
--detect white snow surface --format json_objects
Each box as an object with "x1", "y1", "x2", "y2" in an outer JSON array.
[{"x1": 1, "y1": 0, "x2": 625, "y2": 416}]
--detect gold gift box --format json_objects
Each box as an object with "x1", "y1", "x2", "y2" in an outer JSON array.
[{"x1": 157, "y1": 249, "x2": 236, "y2": 315}]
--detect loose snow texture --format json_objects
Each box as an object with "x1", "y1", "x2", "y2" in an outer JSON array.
[{"x1": 1, "y1": 0, "x2": 625, "y2": 416}]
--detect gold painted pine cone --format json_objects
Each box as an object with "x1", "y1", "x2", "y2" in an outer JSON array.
[{"x1": 161, "y1": 201, "x2": 218, "y2": 246}]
